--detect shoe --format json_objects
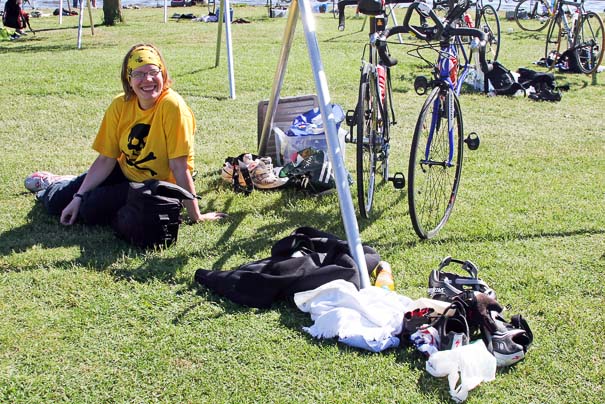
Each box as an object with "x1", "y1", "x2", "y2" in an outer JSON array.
[
  {"x1": 221, "y1": 160, "x2": 249, "y2": 186},
  {"x1": 24, "y1": 171, "x2": 76, "y2": 193},
  {"x1": 10, "y1": 33, "x2": 20, "y2": 40},
  {"x1": 483, "y1": 312, "x2": 533, "y2": 367},
  {"x1": 433, "y1": 301, "x2": 470, "y2": 351},
  {"x1": 249, "y1": 156, "x2": 288, "y2": 190},
  {"x1": 16, "y1": 30, "x2": 27, "y2": 36}
]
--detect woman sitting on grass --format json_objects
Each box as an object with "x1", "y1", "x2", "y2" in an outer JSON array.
[{"x1": 26, "y1": 43, "x2": 226, "y2": 226}]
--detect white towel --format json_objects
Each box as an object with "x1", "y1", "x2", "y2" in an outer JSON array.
[{"x1": 294, "y1": 280, "x2": 414, "y2": 350}]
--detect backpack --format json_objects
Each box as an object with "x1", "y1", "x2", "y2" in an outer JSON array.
[
  {"x1": 517, "y1": 68, "x2": 562, "y2": 102},
  {"x1": 111, "y1": 180, "x2": 195, "y2": 249},
  {"x1": 483, "y1": 61, "x2": 525, "y2": 96},
  {"x1": 556, "y1": 48, "x2": 583, "y2": 73},
  {"x1": 280, "y1": 148, "x2": 337, "y2": 195}
]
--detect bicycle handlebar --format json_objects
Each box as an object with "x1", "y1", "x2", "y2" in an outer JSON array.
[{"x1": 381, "y1": 1, "x2": 490, "y2": 72}]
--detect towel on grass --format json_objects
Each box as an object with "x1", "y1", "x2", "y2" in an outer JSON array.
[{"x1": 294, "y1": 279, "x2": 414, "y2": 352}]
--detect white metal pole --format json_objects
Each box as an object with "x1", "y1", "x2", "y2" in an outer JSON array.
[
  {"x1": 224, "y1": 0, "x2": 236, "y2": 99},
  {"x1": 298, "y1": 0, "x2": 370, "y2": 288},
  {"x1": 164, "y1": 0, "x2": 167, "y2": 23},
  {"x1": 388, "y1": 5, "x2": 403, "y2": 44},
  {"x1": 76, "y1": 0, "x2": 84, "y2": 48},
  {"x1": 59, "y1": 0, "x2": 63, "y2": 24}
]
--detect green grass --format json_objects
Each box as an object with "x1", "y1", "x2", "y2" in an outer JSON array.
[{"x1": 1, "y1": 6, "x2": 604, "y2": 403}]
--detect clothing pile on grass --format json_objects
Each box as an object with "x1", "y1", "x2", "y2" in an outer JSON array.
[
  {"x1": 466, "y1": 59, "x2": 568, "y2": 102},
  {"x1": 194, "y1": 227, "x2": 534, "y2": 403}
]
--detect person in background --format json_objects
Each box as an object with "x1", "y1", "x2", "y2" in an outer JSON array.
[
  {"x1": 25, "y1": 43, "x2": 226, "y2": 227},
  {"x1": 3, "y1": 0, "x2": 29, "y2": 37}
]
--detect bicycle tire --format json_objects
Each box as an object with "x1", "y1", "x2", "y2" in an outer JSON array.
[
  {"x1": 544, "y1": 15, "x2": 563, "y2": 64},
  {"x1": 408, "y1": 86, "x2": 463, "y2": 239},
  {"x1": 356, "y1": 63, "x2": 380, "y2": 219},
  {"x1": 475, "y1": 4, "x2": 501, "y2": 61},
  {"x1": 574, "y1": 11, "x2": 605, "y2": 74},
  {"x1": 479, "y1": 0, "x2": 501, "y2": 12},
  {"x1": 515, "y1": 0, "x2": 551, "y2": 32}
]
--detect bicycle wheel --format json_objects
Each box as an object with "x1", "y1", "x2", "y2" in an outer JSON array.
[
  {"x1": 479, "y1": 0, "x2": 501, "y2": 12},
  {"x1": 515, "y1": 0, "x2": 551, "y2": 32},
  {"x1": 356, "y1": 64, "x2": 381, "y2": 219},
  {"x1": 545, "y1": 16, "x2": 563, "y2": 64},
  {"x1": 574, "y1": 11, "x2": 605, "y2": 74},
  {"x1": 408, "y1": 86, "x2": 463, "y2": 239},
  {"x1": 475, "y1": 4, "x2": 501, "y2": 61}
]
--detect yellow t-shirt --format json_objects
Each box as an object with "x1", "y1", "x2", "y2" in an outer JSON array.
[{"x1": 93, "y1": 88, "x2": 196, "y2": 183}]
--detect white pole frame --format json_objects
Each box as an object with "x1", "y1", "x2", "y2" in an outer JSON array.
[
  {"x1": 76, "y1": 0, "x2": 94, "y2": 49},
  {"x1": 214, "y1": 0, "x2": 236, "y2": 99},
  {"x1": 259, "y1": 0, "x2": 370, "y2": 288}
]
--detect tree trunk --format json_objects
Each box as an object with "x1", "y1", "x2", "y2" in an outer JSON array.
[{"x1": 103, "y1": 0, "x2": 123, "y2": 26}]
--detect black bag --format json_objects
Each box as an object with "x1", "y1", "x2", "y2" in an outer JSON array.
[
  {"x1": 484, "y1": 61, "x2": 525, "y2": 96},
  {"x1": 357, "y1": 0, "x2": 385, "y2": 15},
  {"x1": 556, "y1": 48, "x2": 583, "y2": 73},
  {"x1": 517, "y1": 68, "x2": 562, "y2": 102},
  {"x1": 111, "y1": 180, "x2": 195, "y2": 248},
  {"x1": 280, "y1": 148, "x2": 336, "y2": 195}
]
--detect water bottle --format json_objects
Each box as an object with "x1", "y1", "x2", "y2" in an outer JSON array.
[{"x1": 372, "y1": 261, "x2": 395, "y2": 291}]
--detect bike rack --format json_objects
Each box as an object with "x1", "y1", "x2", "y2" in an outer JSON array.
[{"x1": 257, "y1": 0, "x2": 371, "y2": 288}]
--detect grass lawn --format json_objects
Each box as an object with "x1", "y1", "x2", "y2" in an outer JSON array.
[{"x1": 1, "y1": 5, "x2": 604, "y2": 403}]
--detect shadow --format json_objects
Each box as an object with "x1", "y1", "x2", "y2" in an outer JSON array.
[
  {"x1": 432, "y1": 227, "x2": 605, "y2": 245},
  {"x1": 323, "y1": 29, "x2": 366, "y2": 43},
  {"x1": 172, "y1": 281, "x2": 258, "y2": 326},
  {"x1": 0, "y1": 203, "x2": 190, "y2": 283},
  {"x1": 0, "y1": 40, "x2": 117, "y2": 54}
]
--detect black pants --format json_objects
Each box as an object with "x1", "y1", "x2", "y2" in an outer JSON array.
[{"x1": 40, "y1": 165, "x2": 130, "y2": 225}]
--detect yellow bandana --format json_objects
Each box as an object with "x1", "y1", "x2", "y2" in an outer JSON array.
[{"x1": 127, "y1": 46, "x2": 163, "y2": 77}]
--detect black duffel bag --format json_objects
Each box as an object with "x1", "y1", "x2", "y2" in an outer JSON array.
[{"x1": 112, "y1": 180, "x2": 195, "y2": 248}]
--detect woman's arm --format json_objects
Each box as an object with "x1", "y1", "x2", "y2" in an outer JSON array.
[
  {"x1": 60, "y1": 154, "x2": 117, "y2": 225},
  {"x1": 169, "y1": 156, "x2": 226, "y2": 222}
]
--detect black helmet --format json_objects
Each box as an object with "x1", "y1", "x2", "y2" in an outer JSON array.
[{"x1": 428, "y1": 256, "x2": 496, "y2": 301}]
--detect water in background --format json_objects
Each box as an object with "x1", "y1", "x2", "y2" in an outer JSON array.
[{"x1": 24, "y1": 0, "x2": 605, "y2": 13}]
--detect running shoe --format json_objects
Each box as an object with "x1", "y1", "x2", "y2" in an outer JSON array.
[
  {"x1": 483, "y1": 312, "x2": 533, "y2": 367},
  {"x1": 24, "y1": 171, "x2": 76, "y2": 193}
]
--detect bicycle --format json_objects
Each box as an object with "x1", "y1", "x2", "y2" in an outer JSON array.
[
  {"x1": 395, "y1": 0, "x2": 487, "y2": 238},
  {"x1": 337, "y1": 0, "x2": 412, "y2": 219},
  {"x1": 434, "y1": 0, "x2": 501, "y2": 61},
  {"x1": 514, "y1": 0, "x2": 555, "y2": 32},
  {"x1": 544, "y1": 0, "x2": 604, "y2": 74}
]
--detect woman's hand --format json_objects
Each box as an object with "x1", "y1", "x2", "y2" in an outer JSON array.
[
  {"x1": 60, "y1": 197, "x2": 82, "y2": 226},
  {"x1": 194, "y1": 211, "x2": 228, "y2": 222}
]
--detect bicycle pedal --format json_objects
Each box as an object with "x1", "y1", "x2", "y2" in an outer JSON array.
[
  {"x1": 345, "y1": 109, "x2": 356, "y2": 127},
  {"x1": 414, "y1": 76, "x2": 429, "y2": 96},
  {"x1": 388, "y1": 172, "x2": 406, "y2": 189},
  {"x1": 464, "y1": 132, "x2": 480, "y2": 151}
]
